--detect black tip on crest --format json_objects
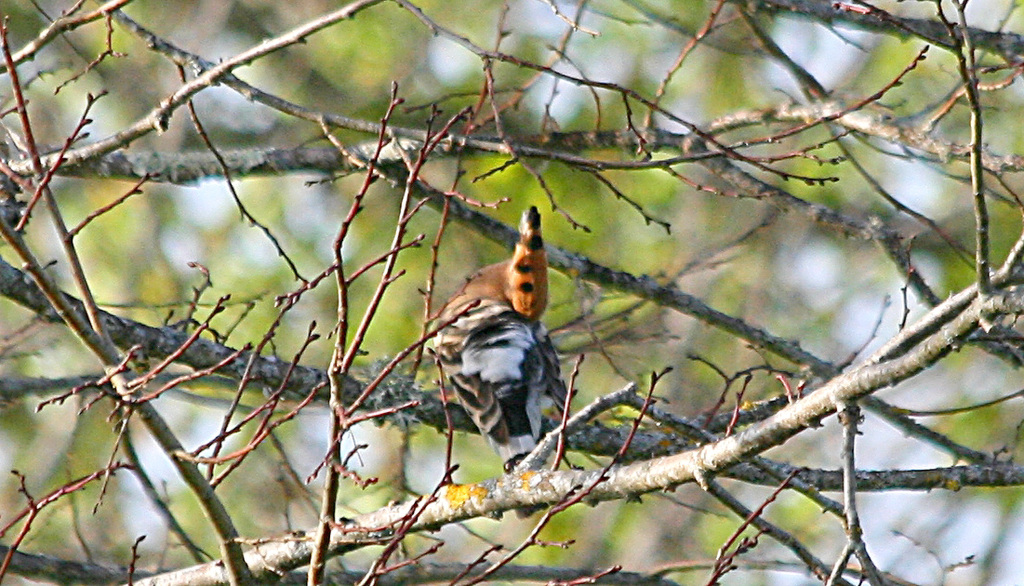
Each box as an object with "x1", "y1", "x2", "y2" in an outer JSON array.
[{"x1": 521, "y1": 206, "x2": 541, "y2": 231}]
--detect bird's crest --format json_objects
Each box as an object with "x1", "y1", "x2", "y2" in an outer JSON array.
[{"x1": 506, "y1": 206, "x2": 548, "y2": 320}]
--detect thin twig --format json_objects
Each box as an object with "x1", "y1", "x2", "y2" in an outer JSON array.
[
  {"x1": 833, "y1": 401, "x2": 887, "y2": 585},
  {"x1": 704, "y1": 475, "x2": 840, "y2": 584},
  {"x1": 938, "y1": 0, "x2": 990, "y2": 294}
]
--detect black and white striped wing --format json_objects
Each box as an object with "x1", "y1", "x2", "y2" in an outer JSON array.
[{"x1": 437, "y1": 302, "x2": 566, "y2": 468}]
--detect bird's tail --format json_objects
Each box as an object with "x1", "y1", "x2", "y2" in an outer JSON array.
[{"x1": 506, "y1": 206, "x2": 548, "y2": 319}]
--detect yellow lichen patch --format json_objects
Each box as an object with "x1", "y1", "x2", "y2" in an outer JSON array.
[
  {"x1": 519, "y1": 471, "x2": 537, "y2": 490},
  {"x1": 444, "y1": 483, "x2": 489, "y2": 509}
]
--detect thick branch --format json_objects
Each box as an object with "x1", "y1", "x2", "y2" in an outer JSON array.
[{"x1": 744, "y1": 0, "x2": 1024, "y2": 60}]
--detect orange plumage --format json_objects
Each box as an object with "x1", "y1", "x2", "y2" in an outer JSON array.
[
  {"x1": 440, "y1": 206, "x2": 549, "y2": 321},
  {"x1": 508, "y1": 206, "x2": 548, "y2": 319}
]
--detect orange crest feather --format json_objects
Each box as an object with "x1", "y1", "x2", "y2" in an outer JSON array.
[{"x1": 505, "y1": 206, "x2": 548, "y2": 320}]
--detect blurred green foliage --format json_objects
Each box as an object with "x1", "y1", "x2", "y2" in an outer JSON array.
[{"x1": 2, "y1": 1, "x2": 1024, "y2": 584}]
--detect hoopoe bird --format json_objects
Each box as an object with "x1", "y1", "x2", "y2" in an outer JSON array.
[{"x1": 435, "y1": 206, "x2": 567, "y2": 472}]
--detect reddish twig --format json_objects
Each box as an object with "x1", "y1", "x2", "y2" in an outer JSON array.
[
  {"x1": 724, "y1": 375, "x2": 751, "y2": 437},
  {"x1": 0, "y1": 464, "x2": 130, "y2": 582},
  {"x1": 553, "y1": 354, "x2": 583, "y2": 470},
  {"x1": 68, "y1": 173, "x2": 149, "y2": 237},
  {"x1": 309, "y1": 83, "x2": 406, "y2": 585},
  {"x1": 705, "y1": 472, "x2": 797, "y2": 585},
  {"x1": 54, "y1": 9, "x2": 126, "y2": 94},
  {"x1": 16, "y1": 92, "x2": 104, "y2": 231},
  {"x1": 644, "y1": 0, "x2": 728, "y2": 128},
  {"x1": 411, "y1": 197, "x2": 451, "y2": 371}
]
